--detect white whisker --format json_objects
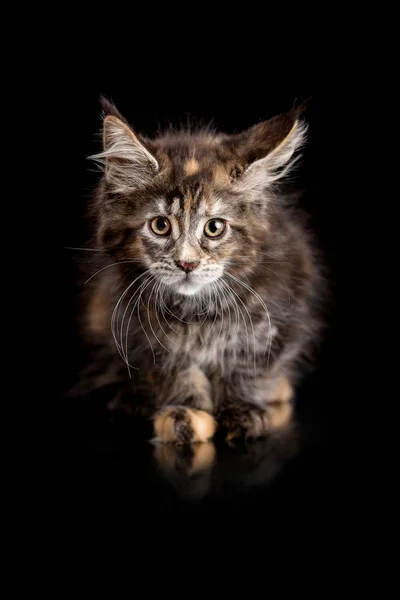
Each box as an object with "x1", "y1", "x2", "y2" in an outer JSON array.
[
  {"x1": 221, "y1": 280, "x2": 251, "y2": 378},
  {"x1": 225, "y1": 272, "x2": 272, "y2": 372},
  {"x1": 136, "y1": 278, "x2": 156, "y2": 367},
  {"x1": 221, "y1": 279, "x2": 256, "y2": 379},
  {"x1": 119, "y1": 274, "x2": 151, "y2": 355},
  {"x1": 123, "y1": 275, "x2": 154, "y2": 374},
  {"x1": 64, "y1": 246, "x2": 105, "y2": 252},
  {"x1": 213, "y1": 281, "x2": 227, "y2": 372},
  {"x1": 146, "y1": 281, "x2": 171, "y2": 355},
  {"x1": 85, "y1": 260, "x2": 143, "y2": 284},
  {"x1": 218, "y1": 281, "x2": 236, "y2": 369},
  {"x1": 154, "y1": 283, "x2": 186, "y2": 348},
  {"x1": 218, "y1": 280, "x2": 233, "y2": 341},
  {"x1": 157, "y1": 283, "x2": 188, "y2": 337},
  {"x1": 200, "y1": 285, "x2": 219, "y2": 346},
  {"x1": 111, "y1": 271, "x2": 150, "y2": 372}
]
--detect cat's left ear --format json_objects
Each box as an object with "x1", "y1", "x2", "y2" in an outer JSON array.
[
  {"x1": 223, "y1": 105, "x2": 308, "y2": 191},
  {"x1": 90, "y1": 97, "x2": 159, "y2": 194}
]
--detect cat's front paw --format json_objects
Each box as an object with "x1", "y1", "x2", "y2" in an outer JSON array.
[
  {"x1": 153, "y1": 407, "x2": 217, "y2": 444},
  {"x1": 219, "y1": 402, "x2": 293, "y2": 441}
]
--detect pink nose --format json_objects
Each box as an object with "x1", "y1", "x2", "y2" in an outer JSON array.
[{"x1": 176, "y1": 261, "x2": 199, "y2": 273}]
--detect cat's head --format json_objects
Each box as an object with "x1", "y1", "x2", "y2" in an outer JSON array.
[{"x1": 91, "y1": 98, "x2": 307, "y2": 296}]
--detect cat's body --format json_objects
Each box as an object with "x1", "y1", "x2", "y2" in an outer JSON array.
[{"x1": 77, "y1": 99, "x2": 324, "y2": 443}]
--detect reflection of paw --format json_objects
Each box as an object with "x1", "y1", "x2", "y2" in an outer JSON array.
[
  {"x1": 219, "y1": 402, "x2": 293, "y2": 441},
  {"x1": 153, "y1": 407, "x2": 217, "y2": 444},
  {"x1": 153, "y1": 442, "x2": 215, "y2": 501},
  {"x1": 154, "y1": 442, "x2": 216, "y2": 475}
]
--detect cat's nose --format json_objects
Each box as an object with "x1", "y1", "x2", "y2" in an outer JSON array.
[{"x1": 175, "y1": 260, "x2": 200, "y2": 273}]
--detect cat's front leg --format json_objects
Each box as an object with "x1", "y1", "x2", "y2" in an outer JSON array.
[
  {"x1": 218, "y1": 376, "x2": 294, "y2": 441},
  {"x1": 152, "y1": 366, "x2": 217, "y2": 444}
]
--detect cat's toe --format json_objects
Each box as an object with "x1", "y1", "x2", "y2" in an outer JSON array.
[
  {"x1": 153, "y1": 407, "x2": 217, "y2": 444},
  {"x1": 219, "y1": 402, "x2": 293, "y2": 441}
]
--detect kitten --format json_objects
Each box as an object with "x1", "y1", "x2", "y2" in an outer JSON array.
[{"x1": 77, "y1": 98, "x2": 324, "y2": 444}]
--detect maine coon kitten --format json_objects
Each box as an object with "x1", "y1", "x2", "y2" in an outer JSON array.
[{"x1": 78, "y1": 98, "x2": 324, "y2": 444}]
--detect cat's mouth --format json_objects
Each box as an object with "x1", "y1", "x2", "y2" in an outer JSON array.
[
  {"x1": 154, "y1": 269, "x2": 222, "y2": 297},
  {"x1": 150, "y1": 263, "x2": 225, "y2": 297}
]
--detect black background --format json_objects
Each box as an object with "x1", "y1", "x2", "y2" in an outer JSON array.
[{"x1": 47, "y1": 56, "x2": 352, "y2": 537}]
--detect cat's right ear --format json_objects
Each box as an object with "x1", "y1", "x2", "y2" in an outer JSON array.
[
  {"x1": 222, "y1": 104, "x2": 308, "y2": 193},
  {"x1": 89, "y1": 100, "x2": 159, "y2": 194}
]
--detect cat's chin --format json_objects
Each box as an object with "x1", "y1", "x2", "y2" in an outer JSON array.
[{"x1": 174, "y1": 281, "x2": 206, "y2": 296}]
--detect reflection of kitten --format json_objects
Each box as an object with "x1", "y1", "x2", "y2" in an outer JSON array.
[
  {"x1": 80, "y1": 98, "x2": 324, "y2": 444},
  {"x1": 153, "y1": 425, "x2": 300, "y2": 501}
]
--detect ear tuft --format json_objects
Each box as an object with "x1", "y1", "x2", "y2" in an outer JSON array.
[
  {"x1": 224, "y1": 107, "x2": 308, "y2": 192},
  {"x1": 89, "y1": 104, "x2": 159, "y2": 194},
  {"x1": 99, "y1": 96, "x2": 127, "y2": 122}
]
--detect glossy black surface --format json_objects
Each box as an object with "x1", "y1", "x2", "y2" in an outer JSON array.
[{"x1": 57, "y1": 374, "x2": 333, "y2": 514}]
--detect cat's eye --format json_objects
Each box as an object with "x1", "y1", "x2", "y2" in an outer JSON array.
[
  {"x1": 150, "y1": 216, "x2": 171, "y2": 236},
  {"x1": 204, "y1": 219, "x2": 226, "y2": 238}
]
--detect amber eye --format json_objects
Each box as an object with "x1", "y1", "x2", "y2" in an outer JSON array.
[
  {"x1": 150, "y1": 216, "x2": 171, "y2": 236},
  {"x1": 204, "y1": 218, "x2": 226, "y2": 238}
]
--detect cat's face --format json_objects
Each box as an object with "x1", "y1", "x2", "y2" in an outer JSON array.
[
  {"x1": 92, "y1": 100, "x2": 307, "y2": 297},
  {"x1": 132, "y1": 178, "x2": 253, "y2": 296}
]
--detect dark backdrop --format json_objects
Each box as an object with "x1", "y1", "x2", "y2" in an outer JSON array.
[{"x1": 50, "y1": 65, "x2": 347, "y2": 528}]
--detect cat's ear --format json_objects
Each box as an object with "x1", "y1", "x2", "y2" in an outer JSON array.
[
  {"x1": 90, "y1": 99, "x2": 159, "y2": 193},
  {"x1": 224, "y1": 106, "x2": 307, "y2": 191}
]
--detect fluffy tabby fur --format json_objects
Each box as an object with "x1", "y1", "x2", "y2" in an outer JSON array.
[{"x1": 76, "y1": 98, "x2": 324, "y2": 444}]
